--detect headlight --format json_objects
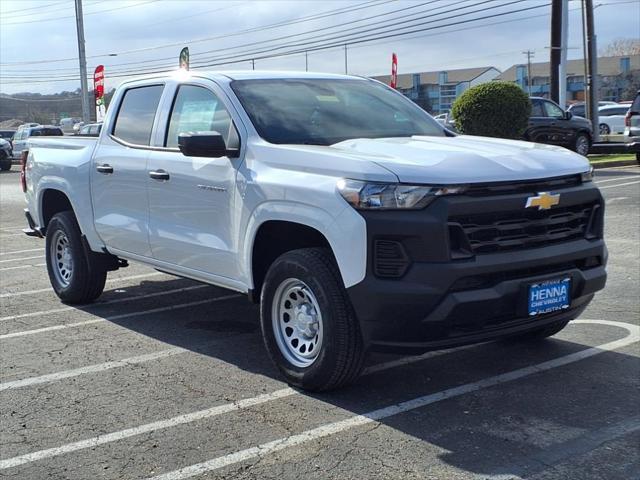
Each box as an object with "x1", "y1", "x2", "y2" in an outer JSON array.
[
  {"x1": 336, "y1": 179, "x2": 465, "y2": 210},
  {"x1": 581, "y1": 166, "x2": 594, "y2": 183}
]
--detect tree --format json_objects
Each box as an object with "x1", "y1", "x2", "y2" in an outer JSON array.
[
  {"x1": 599, "y1": 38, "x2": 640, "y2": 57},
  {"x1": 451, "y1": 82, "x2": 531, "y2": 139}
]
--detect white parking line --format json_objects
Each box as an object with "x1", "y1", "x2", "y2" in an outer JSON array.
[
  {"x1": 599, "y1": 180, "x2": 640, "y2": 190},
  {"x1": 0, "y1": 272, "x2": 163, "y2": 298},
  {"x1": 144, "y1": 320, "x2": 638, "y2": 480},
  {"x1": 595, "y1": 175, "x2": 640, "y2": 184},
  {"x1": 0, "y1": 263, "x2": 46, "y2": 272},
  {"x1": 0, "y1": 284, "x2": 208, "y2": 322},
  {"x1": 0, "y1": 255, "x2": 43, "y2": 264},
  {"x1": 0, "y1": 320, "x2": 635, "y2": 471},
  {"x1": 0, "y1": 343, "x2": 474, "y2": 467},
  {"x1": 0, "y1": 294, "x2": 240, "y2": 340},
  {"x1": 0, "y1": 248, "x2": 43, "y2": 256},
  {"x1": 0, "y1": 348, "x2": 186, "y2": 391}
]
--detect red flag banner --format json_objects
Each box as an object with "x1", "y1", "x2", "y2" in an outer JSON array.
[
  {"x1": 94, "y1": 65, "x2": 105, "y2": 122},
  {"x1": 391, "y1": 53, "x2": 398, "y2": 89}
]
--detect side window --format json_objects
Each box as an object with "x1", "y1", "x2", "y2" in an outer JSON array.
[
  {"x1": 112, "y1": 85, "x2": 164, "y2": 146},
  {"x1": 531, "y1": 100, "x2": 545, "y2": 117},
  {"x1": 544, "y1": 101, "x2": 565, "y2": 118},
  {"x1": 165, "y1": 85, "x2": 239, "y2": 150}
]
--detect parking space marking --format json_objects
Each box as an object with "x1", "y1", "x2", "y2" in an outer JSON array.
[
  {"x1": 0, "y1": 320, "x2": 636, "y2": 472},
  {"x1": 0, "y1": 263, "x2": 45, "y2": 272},
  {"x1": 0, "y1": 348, "x2": 186, "y2": 391},
  {"x1": 0, "y1": 284, "x2": 208, "y2": 322},
  {"x1": 0, "y1": 248, "x2": 43, "y2": 256},
  {"x1": 606, "y1": 196, "x2": 630, "y2": 205},
  {"x1": 0, "y1": 255, "x2": 43, "y2": 264},
  {"x1": 0, "y1": 344, "x2": 472, "y2": 468},
  {"x1": 0, "y1": 294, "x2": 240, "y2": 340},
  {"x1": 599, "y1": 180, "x2": 640, "y2": 190},
  {"x1": 595, "y1": 175, "x2": 640, "y2": 184},
  {"x1": 143, "y1": 320, "x2": 639, "y2": 480},
  {"x1": 0, "y1": 272, "x2": 163, "y2": 298}
]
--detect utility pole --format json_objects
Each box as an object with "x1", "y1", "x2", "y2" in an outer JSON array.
[
  {"x1": 305, "y1": 51, "x2": 308, "y2": 72},
  {"x1": 344, "y1": 44, "x2": 348, "y2": 74},
  {"x1": 522, "y1": 50, "x2": 534, "y2": 95},
  {"x1": 584, "y1": 0, "x2": 599, "y2": 142},
  {"x1": 549, "y1": 0, "x2": 562, "y2": 103},
  {"x1": 74, "y1": 0, "x2": 90, "y2": 123},
  {"x1": 558, "y1": 0, "x2": 569, "y2": 108}
]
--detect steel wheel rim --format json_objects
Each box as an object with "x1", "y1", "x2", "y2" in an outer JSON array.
[
  {"x1": 576, "y1": 136, "x2": 589, "y2": 156},
  {"x1": 272, "y1": 278, "x2": 323, "y2": 368},
  {"x1": 50, "y1": 230, "x2": 73, "y2": 287}
]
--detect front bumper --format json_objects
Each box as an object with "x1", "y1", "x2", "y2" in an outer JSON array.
[{"x1": 346, "y1": 181, "x2": 608, "y2": 353}]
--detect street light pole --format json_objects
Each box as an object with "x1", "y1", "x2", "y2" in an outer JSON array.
[
  {"x1": 344, "y1": 44, "x2": 348, "y2": 74},
  {"x1": 74, "y1": 0, "x2": 90, "y2": 123}
]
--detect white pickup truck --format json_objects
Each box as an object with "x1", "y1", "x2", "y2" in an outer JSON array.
[{"x1": 22, "y1": 71, "x2": 607, "y2": 391}]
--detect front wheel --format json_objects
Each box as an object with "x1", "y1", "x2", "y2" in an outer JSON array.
[
  {"x1": 46, "y1": 211, "x2": 107, "y2": 304},
  {"x1": 573, "y1": 133, "x2": 590, "y2": 156},
  {"x1": 598, "y1": 123, "x2": 610, "y2": 135},
  {"x1": 260, "y1": 248, "x2": 365, "y2": 391}
]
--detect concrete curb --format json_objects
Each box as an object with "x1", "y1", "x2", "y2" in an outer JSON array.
[{"x1": 591, "y1": 159, "x2": 639, "y2": 169}]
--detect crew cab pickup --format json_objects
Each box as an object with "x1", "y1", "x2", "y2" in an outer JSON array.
[{"x1": 22, "y1": 71, "x2": 607, "y2": 391}]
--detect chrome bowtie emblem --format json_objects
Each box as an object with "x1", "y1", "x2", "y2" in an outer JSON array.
[{"x1": 525, "y1": 192, "x2": 560, "y2": 210}]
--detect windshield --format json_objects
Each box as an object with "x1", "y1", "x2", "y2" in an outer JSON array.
[{"x1": 231, "y1": 78, "x2": 443, "y2": 145}]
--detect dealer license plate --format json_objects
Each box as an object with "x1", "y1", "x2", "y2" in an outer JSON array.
[{"x1": 528, "y1": 277, "x2": 571, "y2": 316}]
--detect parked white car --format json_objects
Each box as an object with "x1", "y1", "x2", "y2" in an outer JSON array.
[
  {"x1": 598, "y1": 104, "x2": 629, "y2": 135},
  {"x1": 20, "y1": 71, "x2": 607, "y2": 391}
]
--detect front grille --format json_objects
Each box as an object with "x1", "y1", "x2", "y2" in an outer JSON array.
[
  {"x1": 450, "y1": 202, "x2": 597, "y2": 254},
  {"x1": 464, "y1": 175, "x2": 582, "y2": 196}
]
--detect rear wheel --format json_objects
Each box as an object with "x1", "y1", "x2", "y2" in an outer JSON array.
[
  {"x1": 0, "y1": 153, "x2": 10, "y2": 171},
  {"x1": 598, "y1": 123, "x2": 610, "y2": 135},
  {"x1": 573, "y1": 133, "x2": 590, "y2": 156},
  {"x1": 260, "y1": 248, "x2": 365, "y2": 391},
  {"x1": 46, "y1": 211, "x2": 107, "y2": 304}
]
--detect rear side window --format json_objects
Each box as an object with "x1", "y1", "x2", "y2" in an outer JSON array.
[
  {"x1": 113, "y1": 85, "x2": 164, "y2": 146},
  {"x1": 31, "y1": 128, "x2": 63, "y2": 137}
]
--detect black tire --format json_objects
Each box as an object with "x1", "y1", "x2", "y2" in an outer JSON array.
[
  {"x1": 512, "y1": 319, "x2": 570, "y2": 342},
  {"x1": 0, "y1": 153, "x2": 10, "y2": 171},
  {"x1": 573, "y1": 132, "x2": 590, "y2": 156},
  {"x1": 598, "y1": 123, "x2": 610, "y2": 135},
  {"x1": 45, "y1": 211, "x2": 107, "y2": 304},
  {"x1": 636, "y1": 152, "x2": 639, "y2": 164},
  {"x1": 260, "y1": 248, "x2": 366, "y2": 391}
]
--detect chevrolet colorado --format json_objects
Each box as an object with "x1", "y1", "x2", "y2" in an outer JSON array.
[{"x1": 22, "y1": 71, "x2": 607, "y2": 391}]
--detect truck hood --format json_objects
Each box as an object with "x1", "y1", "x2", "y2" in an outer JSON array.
[{"x1": 329, "y1": 135, "x2": 590, "y2": 184}]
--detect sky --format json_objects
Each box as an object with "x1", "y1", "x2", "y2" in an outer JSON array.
[{"x1": 0, "y1": 0, "x2": 638, "y2": 95}]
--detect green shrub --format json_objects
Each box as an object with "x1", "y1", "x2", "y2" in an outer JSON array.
[{"x1": 451, "y1": 82, "x2": 531, "y2": 139}]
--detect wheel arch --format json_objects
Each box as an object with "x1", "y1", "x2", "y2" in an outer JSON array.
[{"x1": 242, "y1": 202, "x2": 367, "y2": 301}]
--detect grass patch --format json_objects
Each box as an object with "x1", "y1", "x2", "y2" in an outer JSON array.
[{"x1": 588, "y1": 154, "x2": 636, "y2": 163}]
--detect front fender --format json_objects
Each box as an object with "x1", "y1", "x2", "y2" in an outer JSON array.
[{"x1": 241, "y1": 200, "x2": 367, "y2": 290}]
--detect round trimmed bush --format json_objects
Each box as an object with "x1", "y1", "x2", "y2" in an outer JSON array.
[{"x1": 451, "y1": 82, "x2": 531, "y2": 139}]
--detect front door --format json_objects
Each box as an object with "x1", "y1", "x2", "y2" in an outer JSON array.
[
  {"x1": 527, "y1": 98, "x2": 554, "y2": 144},
  {"x1": 542, "y1": 99, "x2": 572, "y2": 147},
  {"x1": 91, "y1": 84, "x2": 165, "y2": 256},
  {"x1": 146, "y1": 83, "x2": 242, "y2": 281}
]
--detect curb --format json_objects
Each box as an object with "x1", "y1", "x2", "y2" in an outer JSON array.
[{"x1": 590, "y1": 159, "x2": 639, "y2": 169}]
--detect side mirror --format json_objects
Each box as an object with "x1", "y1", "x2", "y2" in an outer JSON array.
[
  {"x1": 178, "y1": 131, "x2": 228, "y2": 158},
  {"x1": 565, "y1": 111, "x2": 573, "y2": 120}
]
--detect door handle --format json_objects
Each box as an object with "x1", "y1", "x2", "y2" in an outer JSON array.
[
  {"x1": 149, "y1": 169, "x2": 170, "y2": 181},
  {"x1": 96, "y1": 164, "x2": 113, "y2": 174}
]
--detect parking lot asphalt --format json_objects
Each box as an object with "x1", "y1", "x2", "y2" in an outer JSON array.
[{"x1": 0, "y1": 166, "x2": 638, "y2": 480}]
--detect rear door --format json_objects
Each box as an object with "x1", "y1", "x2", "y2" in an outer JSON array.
[
  {"x1": 146, "y1": 81, "x2": 243, "y2": 281},
  {"x1": 91, "y1": 83, "x2": 164, "y2": 257}
]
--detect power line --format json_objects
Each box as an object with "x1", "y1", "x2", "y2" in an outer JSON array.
[
  {"x1": 0, "y1": 0, "x2": 390, "y2": 65},
  {"x1": 0, "y1": 2, "x2": 552, "y2": 84},
  {"x1": 1, "y1": 0, "x2": 504, "y2": 78},
  {"x1": 0, "y1": 0, "x2": 103, "y2": 20},
  {"x1": 1, "y1": 0, "x2": 161, "y2": 25},
  {"x1": 0, "y1": 0, "x2": 69, "y2": 16}
]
